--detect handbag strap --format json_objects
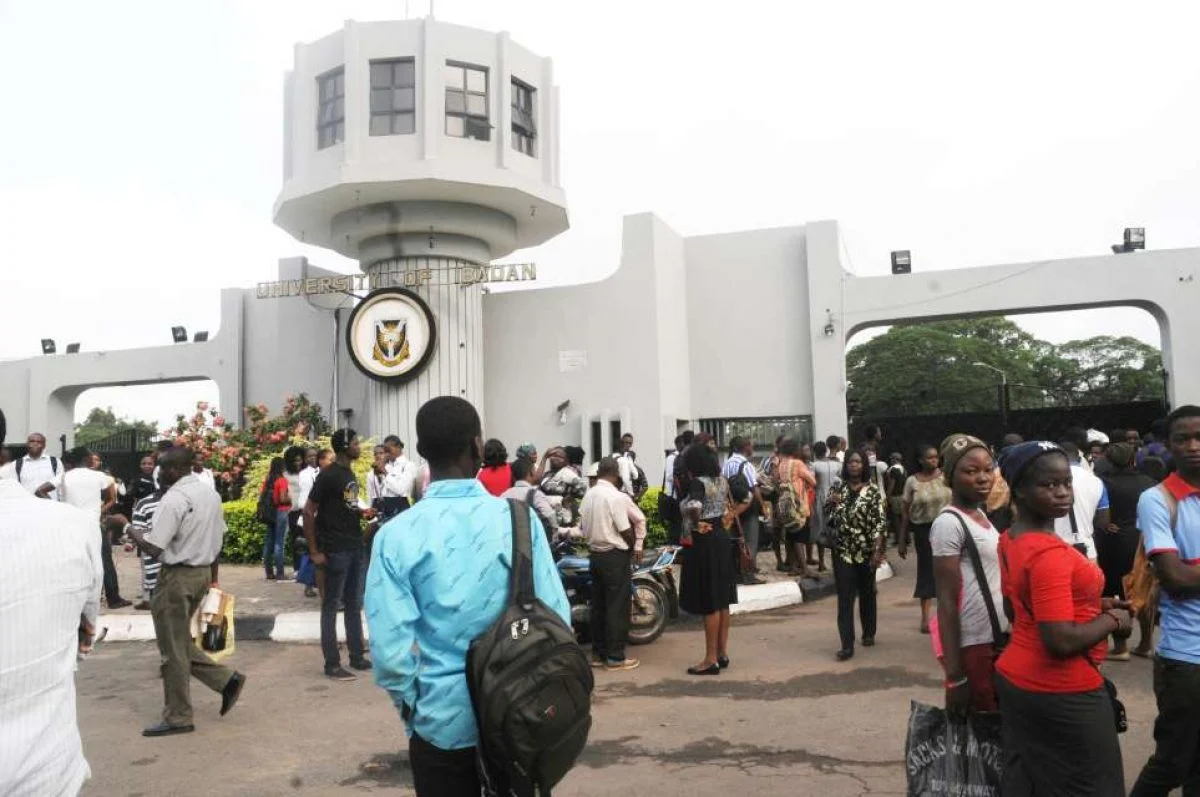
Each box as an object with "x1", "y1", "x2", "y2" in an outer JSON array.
[{"x1": 944, "y1": 509, "x2": 1005, "y2": 646}]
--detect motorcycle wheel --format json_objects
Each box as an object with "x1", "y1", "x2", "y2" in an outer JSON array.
[{"x1": 627, "y1": 579, "x2": 668, "y2": 646}]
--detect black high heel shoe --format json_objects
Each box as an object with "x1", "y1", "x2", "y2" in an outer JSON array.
[
  {"x1": 687, "y1": 663, "x2": 721, "y2": 675},
  {"x1": 836, "y1": 649, "x2": 854, "y2": 662},
  {"x1": 717, "y1": 655, "x2": 730, "y2": 669}
]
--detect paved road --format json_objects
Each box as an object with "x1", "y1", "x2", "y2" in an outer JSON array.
[{"x1": 77, "y1": 564, "x2": 1161, "y2": 796}]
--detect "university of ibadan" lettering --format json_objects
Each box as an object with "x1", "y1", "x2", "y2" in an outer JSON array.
[{"x1": 255, "y1": 263, "x2": 537, "y2": 299}]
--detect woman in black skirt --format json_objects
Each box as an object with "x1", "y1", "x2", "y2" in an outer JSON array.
[
  {"x1": 994, "y1": 442, "x2": 1132, "y2": 797},
  {"x1": 679, "y1": 442, "x2": 738, "y2": 675},
  {"x1": 898, "y1": 444, "x2": 951, "y2": 633}
]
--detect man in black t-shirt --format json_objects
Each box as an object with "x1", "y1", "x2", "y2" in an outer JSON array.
[{"x1": 303, "y1": 428, "x2": 375, "y2": 680}]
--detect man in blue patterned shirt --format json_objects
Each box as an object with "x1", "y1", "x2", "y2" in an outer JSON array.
[{"x1": 365, "y1": 397, "x2": 570, "y2": 797}]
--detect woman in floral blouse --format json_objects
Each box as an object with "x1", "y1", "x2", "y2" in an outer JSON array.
[{"x1": 826, "y1": 448, "x2": 888, "y2": 661}]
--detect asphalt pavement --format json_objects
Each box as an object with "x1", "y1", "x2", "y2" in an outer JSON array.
[{"x1": 77, "y1": 561, "x2": 1162, "y2": 796}]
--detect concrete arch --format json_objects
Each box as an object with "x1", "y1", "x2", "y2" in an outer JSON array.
[
  {"x1": 804, "y1": 221, "x2": 1200, "y2": 435},
  {"x1": 0, "y1": 290, "x2": 244, "y2": 447}
]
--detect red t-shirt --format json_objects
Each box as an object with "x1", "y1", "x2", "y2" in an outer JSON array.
[
  {"x1": 477, "y1": 464, "x2": 513, "y2": 497},
  {"x1": 271, "y1": 476, "x2": 292, "y2": 510},
  {"x1": 996, "y1": 531, "x2": 1106, "y2": 693}
]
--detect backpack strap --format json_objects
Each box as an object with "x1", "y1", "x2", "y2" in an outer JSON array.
[
  {"x1": 50, "y1": 456, "x2": 59, "y2": 475},
  {"x1": 506, "y1": 499, "x2": 536, "y2": 610},
  {"x1": 943, "y1": 509, "x2": 1004, "y2": 646},
  {"x1": 14, "y1": 457, "x2": 21, "y2": 480},
  {"x1": 1159, "y1": 484, "x2": 1179, "y2": 534}
]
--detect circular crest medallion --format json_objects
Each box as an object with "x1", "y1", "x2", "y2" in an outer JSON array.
[{"x1": 345, "y1": 288, "x2": 437, "y2": 384}]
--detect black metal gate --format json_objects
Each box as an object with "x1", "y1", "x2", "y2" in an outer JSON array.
[{"x1": 86, "y1": 429, "x2": 155, "y2": 485}]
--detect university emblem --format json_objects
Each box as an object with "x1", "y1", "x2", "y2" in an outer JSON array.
[{"x1": 346, "y1": 288, "x2": 437, "y2": 384}]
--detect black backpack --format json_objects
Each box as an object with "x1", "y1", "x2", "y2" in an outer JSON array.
[
  {"x1": 727, "y1": 460, "x2": 752, "y2": 503},
  {"x1": 466, "y1": 499, "x2": 593, "y2": 796}
]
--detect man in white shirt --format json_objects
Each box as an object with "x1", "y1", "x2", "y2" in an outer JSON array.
[
  {"x1": 381, "y1": 435, "x2": 417, "y2": 518},
  {"x1": 0, "y1": 432, "x2": 63, "y2": 499},
  {"x1": 60, "y1": 447, "x2": 130, "y2": 609},
  {"x1": 190, "y1": 451, "x2": 216, "y2": 491},
  {"x1": 0, "y1": 426, "x2": 103, "y2": 797},
  {"x1": 579, "y1": 457, "x2": 643, "y2": 672},
  {"x1": 613, "y1": 433, "x2": 638, "y2": 497},
  {"x1": 1052, "y1": 441, "x2": 1110, "y2": 561}
]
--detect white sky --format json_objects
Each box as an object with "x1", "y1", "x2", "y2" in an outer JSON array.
[{"x1": 1, "y1": 0, "x2": 1196, "y2": 430}]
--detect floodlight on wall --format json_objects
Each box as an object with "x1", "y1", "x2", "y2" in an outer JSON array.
[
  {"x1": 891, "y1": 250, "x2": 912, "y2": 275},
  {"x1": 65, "y1": 343, "x2": 80, "y2": 354},
  {"x1": 1112, "y1": 227, "x2": 1146, "y2": 254},
  {"x1": 40, "y1": 338, "x2": 56, "y2": 355},
  {"x1": 556, "y1": 399, "x2": 571, "y2": 426},
  {"x1": 193, "y1": 331, "x2": 209, "y2": 342},
  {"x1": 822, "y1": 310, "x2": 836, "y2": 338},
  {"x1": 171, "y1": 326, "x2": 187, "y2": 343}
]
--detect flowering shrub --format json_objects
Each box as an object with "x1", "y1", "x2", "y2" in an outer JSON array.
[
  {"x1": 166, "y1": 393, "x2": 329, "y2": 500},
  {"x1": 637, "y1": 488, "x2": 669, "y2": 547}
]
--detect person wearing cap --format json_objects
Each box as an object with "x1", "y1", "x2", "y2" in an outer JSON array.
[
  {"x1": 303, "y1": 428, "x2": 376, "y2": 681},
  {"x1": 931, "y1": 434, "x2": 1005, "y2": 714},
  {"x1": 513, "y1": 442, "x2": 550, "y2": 485},
  {"x1": 993, "y1": 441, "x2": 1131, "y2": 796}
]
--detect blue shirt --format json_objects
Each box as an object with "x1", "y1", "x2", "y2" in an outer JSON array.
[
  {"x1": 365, "y1": 479, "x2": 571, "y2": 750},
  {"x1": 1140, "y1": 475, "x2": 1200, "y2": 664}
]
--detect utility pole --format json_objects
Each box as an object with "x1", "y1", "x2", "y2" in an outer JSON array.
[{"x1": 973, "y1": 362, "x2": 1009, "y2": 429}]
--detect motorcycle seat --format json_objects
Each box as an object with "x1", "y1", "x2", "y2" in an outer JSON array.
[{"x1": 556, "y1": 555, "x2": 591, "y2": 572}]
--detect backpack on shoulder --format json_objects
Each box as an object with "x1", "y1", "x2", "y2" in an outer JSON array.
[
  {"x1": 1124, "y1": 484, "x2": 1177, "y2": 623},
  {"x1": 14, "y1": 455, "x2": 59, "y2": 480},
  {"x1": 255, "y1": 481, "x2": 276, "y2": 525},
  {"x1": 466, "y1": 499, "x2": 594, "y2": 797}
]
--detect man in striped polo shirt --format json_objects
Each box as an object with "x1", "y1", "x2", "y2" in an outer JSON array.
[{"x1": 127, "y1": 486, "x2": 166, "y2": 611}]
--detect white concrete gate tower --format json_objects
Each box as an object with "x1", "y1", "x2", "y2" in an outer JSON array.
[{"x1": 274, "y1": 18, "x2": 568, "y2": 443}]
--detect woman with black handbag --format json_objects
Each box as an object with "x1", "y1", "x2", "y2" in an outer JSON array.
[
  {"x1": 994, "y1": 441, "x2": 1132, "y2": 797},
  {"x1": 931, "y1": 434, "x2": 1007, "y2": 714}
]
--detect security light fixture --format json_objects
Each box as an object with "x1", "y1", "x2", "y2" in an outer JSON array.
[
  {"x1": 40, "y1": 338, "x2": 56, "y2": 355},
  {"x1": 1112, "y1": 227, "x2": 1145, "y2": 254},
  {"x1": 891, "y1": 250, "x2": 912, "y2": 275},
  {"x1": 193, "y1": 331, "x2": 209, "y2": 342},
  {"x1": 65, "y1": 343, "x2": 80, "y2": 354},
  {"x1": 171, "y1": 326, "x2": 187, "y2": 343},
  {"x1": 822, "y1": 310, "x2": 836, "y2": 338},
  {"x1": 556, "y1": 399, "x2": 571, "y2": 426}
]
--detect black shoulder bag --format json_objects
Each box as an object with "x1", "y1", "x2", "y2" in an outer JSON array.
[{"x1": 944, "y1": 510, "x2": 1009, "y2": 652}]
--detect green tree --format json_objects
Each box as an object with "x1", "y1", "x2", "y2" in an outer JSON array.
[
  {"x1": 847, "y1": 319, "x2": 1165, "y2": 417},
  {"x1": 74, "y1": 406, "x2": 157, "y2": 447}
]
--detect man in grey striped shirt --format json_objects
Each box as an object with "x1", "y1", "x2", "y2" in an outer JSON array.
[{"x1": 128, "y1": 489, "x2": 165, "y2": 611}]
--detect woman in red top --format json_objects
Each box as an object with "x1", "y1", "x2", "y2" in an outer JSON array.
[
  {"x1": 476, "y1": 439, "x2": 513, "y2": 497},
  {"x1": 994, "y1": 442, "x2": 1133, "y2": 797},
  {"x1": 262, "y1": 456, "x2": 292, "y2": 582}
]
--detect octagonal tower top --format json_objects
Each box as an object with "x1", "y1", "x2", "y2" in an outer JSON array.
[{"x1": 274, "y1": 18, "x2": 568, "y2": 265}]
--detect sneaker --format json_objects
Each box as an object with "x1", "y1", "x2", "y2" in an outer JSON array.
[
  {"x1": 107, "y1": 598, "x2": 132, "y2": 610},
  {"x1": 349, "y1": 656, "x2": 373, "y2": 671},
  {"x1": 604, "y1": 658, "x2": 640, "y2": 672},
  {"x1": 304, "y1": 586, "x2": 317, "y2": 598},
  {"x1": 325, "y1": 666, "x2": 357, "y2": 681},
  {"x1": 590, "y1": 655, "x2": 606, "y2": 669}
]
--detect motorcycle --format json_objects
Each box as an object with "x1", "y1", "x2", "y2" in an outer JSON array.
[{"x1": 553, "y1": 540, "x2": 680, "y2": 646}]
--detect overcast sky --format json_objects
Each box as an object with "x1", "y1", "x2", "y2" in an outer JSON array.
[{"x1": 2, "y1": 0, "x2": 1196, "y2": 431}]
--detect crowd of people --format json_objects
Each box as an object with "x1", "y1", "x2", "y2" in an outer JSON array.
[{"x1": 5, "y1": 397, "x2": 1200, "y2": 796}]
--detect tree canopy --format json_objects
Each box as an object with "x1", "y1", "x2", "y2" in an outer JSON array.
[
  {"x1": 846, "y1": 318, "x2": 1163, "y2": 418},
  {"x1": 74, "y1": 406, "x2": 158, "y2": 447}
]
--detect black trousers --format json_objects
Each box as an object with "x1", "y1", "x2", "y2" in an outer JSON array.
[
  {"x1": 1131, "y1": 656, "x2": 1200, "y2": 796},
  {"x1": 100, "y1": 524, "x2": 122, "y2": 604},
  {"x1": 409, "y1": 733, "x2": 481, "y2": 797},
  {"x1": 833, "y1": 557, "x2": 876, "y2": 651},
  {"x1": 320, "y1": 549, "x2": 365, "y2": 671},
  {"x1": 590, "y1": 548, "x2": 632, "y2": 663}
]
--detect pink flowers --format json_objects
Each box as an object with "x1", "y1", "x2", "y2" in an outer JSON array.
[
  {"x1": 197, "y1": 401, "x2": 210, "y2": 412},
  {"x1": 213, "y1": 416, "x2": 226, "y2": 428}
]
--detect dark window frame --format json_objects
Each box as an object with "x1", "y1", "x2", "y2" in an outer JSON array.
[
  {"x1": 369, "y1": 58, "x2": 417, "y2": 137},
  {"x1": 316, "y1": 67, "x2": 345, "y2": 149},
  {"x1": 444, "y1": 61, "x2": 490, "y2": 141},
  {"x1": 510, "y1": 78, "x2": 537, "y2": 157}
]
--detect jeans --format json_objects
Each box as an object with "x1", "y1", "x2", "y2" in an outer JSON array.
[
  {"x1": 408, "y1": 733, "x2": 510, "y2": 796},
  {"x1": 833, "y1": 557, "x2": 877, "y2": 651},
  {"x1": 263, "y1": 509, "x2": 288, "y2": 579},
  {"x1": 320, "y1": 549, "x2": 365, "y2": 671},
  {"x1": 740, "y1": 512, "x2": 760, "y2": 574},
  {"x1": 100, "y1": 524, "x2": 123, "y2": 604},
  {"x1": 590, "y1": 548, "x2": 632, "y2": 663},
  {"x1": 1131, "y1": 656, "x2": 1200, "y2": 796}
]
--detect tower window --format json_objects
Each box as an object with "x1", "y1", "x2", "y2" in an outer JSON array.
[
  {"x1": 444, "y1": 62, "x2": 490, "y2": 141},
  {"x1": 369, "y1": 59, "x2": 416, "y2": 136},
  {"x1": 316, "y1": 67, "x2": 345, "y2": 149},
  {"x1": 511, "y1": 79, "x2": 536, "y2": 157}
]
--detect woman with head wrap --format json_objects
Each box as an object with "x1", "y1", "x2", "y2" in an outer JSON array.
[
  {"x1": 931, "y1": 434, "x2": 1006, "y2": 714},
  {"x1": 994, "y1": 442, "x2": 1132, "y2": 797},
  {"x1": 1099, "y1": 441, "x2": 1158, "y2": 659}
]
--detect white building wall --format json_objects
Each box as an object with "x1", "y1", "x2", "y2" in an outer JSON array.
[{"x1": 684, "y1": 225, "x2": 814, "y2": 420}]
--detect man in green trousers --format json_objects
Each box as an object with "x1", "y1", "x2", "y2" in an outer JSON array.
[{"x1": 117, "y1": 446, "x2": 246, "y2": 736}]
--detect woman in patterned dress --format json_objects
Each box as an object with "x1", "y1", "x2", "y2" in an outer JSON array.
[{"x1": 826, "y1": 448, "x2": 888, "y2": 661}]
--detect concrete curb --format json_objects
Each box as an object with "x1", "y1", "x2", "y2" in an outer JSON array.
[{"x1": 98, "y1": 562, "x2": 896, "y2": 642}]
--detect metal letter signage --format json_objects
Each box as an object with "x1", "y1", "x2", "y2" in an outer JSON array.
[{"x1": 345, "y1": 288, "x2": 437, "y2": 384}]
